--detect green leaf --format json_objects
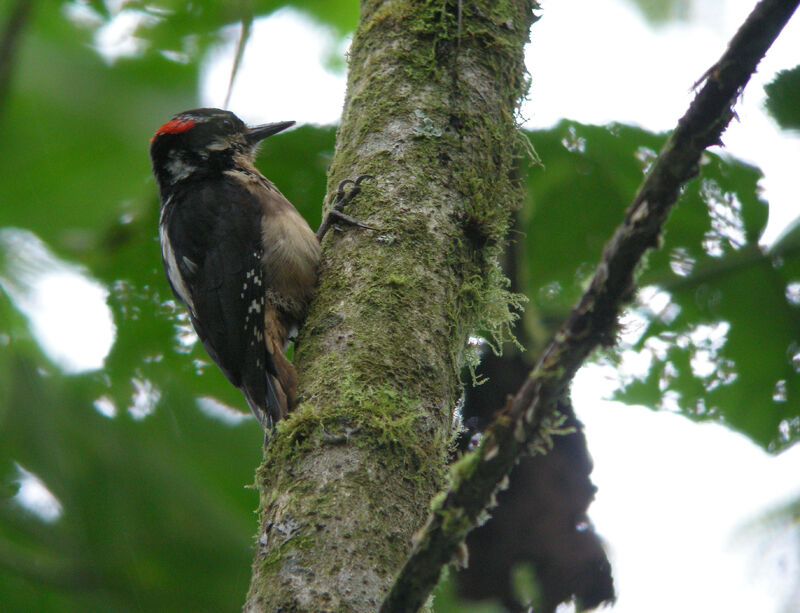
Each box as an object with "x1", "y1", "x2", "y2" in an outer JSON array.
[
  {"x1": 620, "y1": 244, "x2": 800, "y2": 451},
  {"x1": 522, "y1": 121, "x2": 662, "y2": 318},
  {"x1": 615, "y1": 171, "x2": 797, "y2": 451},
  {"x1": 764, "y1": 65, "x2": 800, "y2": 131},
  {"x1": 521, "y1": 121, "x2": 798, "y2": 451}
]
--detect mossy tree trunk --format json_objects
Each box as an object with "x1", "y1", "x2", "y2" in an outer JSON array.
[{"x1": 245, "y1": 1, "x2": 537, "y2": 610}]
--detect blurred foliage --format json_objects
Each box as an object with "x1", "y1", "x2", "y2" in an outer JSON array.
[
  {"x1": 735, "y1": 494, "x2": 800, "y2": 613},
  {"x1": 765, "y1": 65, "x2": 800, "y2": 131},
  {"x1": 624, "y1": 0, "x2": 691, "y2": 24},
  {"x1": 0, "y1": 2, "x2": 350, "y2": 612},
  {"x1": 0, "y1": 1, "x2": 799, "y2": 612},
  {"x1": 522, "y1": 120, "x2": 800, "y2": 452},
  {"x1": 432, "y1": 571, "x2": 507, "y2": 613}
]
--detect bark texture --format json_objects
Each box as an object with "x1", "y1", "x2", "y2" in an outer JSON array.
[{"x1": 244, "y1": 1, "x2": 537, "y2": 611}]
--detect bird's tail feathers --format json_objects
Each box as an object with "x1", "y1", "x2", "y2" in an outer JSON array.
[{"x1": 243, "y1": 328, "x2": 298, "y2": 433}]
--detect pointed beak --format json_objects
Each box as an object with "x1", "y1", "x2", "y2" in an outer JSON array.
[{"x1": 246, "y1": 120, "x2": 295, "y2": 145}]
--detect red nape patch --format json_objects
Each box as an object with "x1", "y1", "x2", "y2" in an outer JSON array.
[{"x1": 151, "y1": 118, "x2": 196, "y2": 142}]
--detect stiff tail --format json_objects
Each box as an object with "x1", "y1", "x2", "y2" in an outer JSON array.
[
  {"x1": 242, "y1": 375, "x2": 281, "y2": 431},
  {"x1": 242, "y1": 325, "x2": 298, "y2": 432},
  {"x1": 270, "y1": 351, "x2": 298, "y2": 418}
]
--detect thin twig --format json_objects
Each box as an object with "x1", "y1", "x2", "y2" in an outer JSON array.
[
  {"x1": 0, "y1": 0, "x2": 35, "y2": 114},
  {"x1": 224, "y1": 13, "x2": 252, "y2": 110},
  {"x1": 379, "y1": 1, "x2": 800, "y2": 611}
]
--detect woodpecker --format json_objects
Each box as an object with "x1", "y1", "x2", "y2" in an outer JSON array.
[{"x1": 150, "y1": 108, "x2": 323, "y2": 430}]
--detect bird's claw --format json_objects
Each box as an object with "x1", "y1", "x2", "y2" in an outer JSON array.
[
  {"x1": 332, "y1": 174, "x2": 373, "y2": 212},
  {"x1": 317, "y1": 174, "x2": 377, "y2": 240},
  {"x1": 327, "y1": 209, "x2": 376, "y2": 233}
]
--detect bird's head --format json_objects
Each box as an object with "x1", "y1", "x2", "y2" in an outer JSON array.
[{"x1": 150, "y1": 108, "x2": 294, "y2": 191}]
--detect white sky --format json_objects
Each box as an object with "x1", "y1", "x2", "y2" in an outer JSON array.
[
  {"x1": 573, "y1": 366, "x2": 800, "y2": 613},
  {"x1": 4, "y1": 2, "x2": 798, "y2": 611}
]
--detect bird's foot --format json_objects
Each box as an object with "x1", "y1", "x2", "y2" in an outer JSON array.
[{"x1": 317, "y1": 175, "x2": 377, "y2": 240}]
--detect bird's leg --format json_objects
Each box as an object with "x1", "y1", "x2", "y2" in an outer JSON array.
[{"x1": 316, "y1": 175, "x2": 378, "y2": 241}]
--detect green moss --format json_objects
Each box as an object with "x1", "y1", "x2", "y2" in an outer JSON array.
[
  {"x1": 258, "y1": 533, "x2": 314, "y2": 574},
  {"x1": 259, "y1": 371, "x2": 448, "y2": 493},
  {"x1": 449, "y1": 445, "x2": 482, "y2": 483},
  {"x1": 429, "y1": 490, "x2": 448, "y2": 512},
  {"x1": 385, "y1": 273, "x2": 408, "y2": 288},
  {"x1": 439, "y1": 506, "x2": 471, "y2": 538},
  {"x1": 448, "y1": 261, "x2": 526, "y2": 388},
  {"x1": 314, "y1": 0, "x2": 533, "y2": 446}
]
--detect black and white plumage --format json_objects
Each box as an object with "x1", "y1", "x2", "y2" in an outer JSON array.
[{"x1": 150, "y1": 108, "x2": 320, "y2": 430}]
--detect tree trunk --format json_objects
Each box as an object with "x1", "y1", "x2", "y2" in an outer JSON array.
[{"x1": 245, "y1": 1, "x2": 537, "y2": 610}]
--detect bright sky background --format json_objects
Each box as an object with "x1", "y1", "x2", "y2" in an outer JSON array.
[{"x1": 6, "y1": 1, "x2": 799, "y2": 611}]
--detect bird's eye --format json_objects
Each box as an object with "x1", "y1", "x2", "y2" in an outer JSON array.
[{"x1": 222, "y1": 118, "x2": 234, "y2": 131}]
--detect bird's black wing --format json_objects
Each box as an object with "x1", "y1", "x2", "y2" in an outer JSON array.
[{"x1": 161, "y1": 178, "x2": 281, "y2": 428}]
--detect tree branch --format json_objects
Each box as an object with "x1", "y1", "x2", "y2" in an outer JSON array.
[
  {"x1": 245, "y1": 1, "x2": 536, "y2": 609},
  {"x1": 379, "y1": 0, "x2": 800, "y2": 610},
  {"x1": 0, "y1": 0, "x2": 34, "y2": 114}
]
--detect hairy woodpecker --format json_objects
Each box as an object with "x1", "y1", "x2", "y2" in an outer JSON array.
[{"x1": 150, "y1": 108, "x2": 322, "y2": 430}]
